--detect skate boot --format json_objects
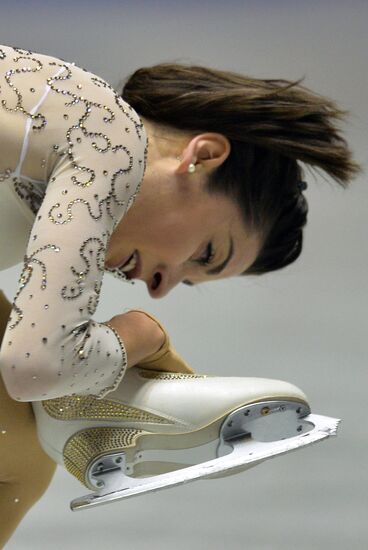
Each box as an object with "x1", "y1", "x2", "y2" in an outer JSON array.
[{"x1": 32, "y1": 367, "x2": 339, "y2": 511}]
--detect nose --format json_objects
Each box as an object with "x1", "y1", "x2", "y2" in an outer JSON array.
[{"x1": 147, "y1": 266, "x2": 184, "y2": 299}]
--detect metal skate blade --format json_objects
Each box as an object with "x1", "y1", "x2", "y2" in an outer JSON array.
[{"x1": 70, "y1": 414, "x2": 340, "y2": 511}]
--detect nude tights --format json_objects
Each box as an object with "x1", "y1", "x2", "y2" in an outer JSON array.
[{"x1": 0, "y1": 290, "x2": 56, "y2": 548}]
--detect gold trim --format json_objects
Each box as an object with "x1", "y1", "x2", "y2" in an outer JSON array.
[
  {"x1": 42, "y1": 394, "x2": 173, "y2": 424},
  {"x1": 138, "y1": 369, "x2": 207, "y2": 381},
  {"x1": 63, "y1": 427, "x2": 143, "y2": 487}
]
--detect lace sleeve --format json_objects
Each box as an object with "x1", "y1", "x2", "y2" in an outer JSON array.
[{"x1": 0, "y1": 47, "x2": 147, "y2": 401}]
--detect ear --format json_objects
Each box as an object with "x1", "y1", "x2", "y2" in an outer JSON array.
[{"x1": 175, "y1": 133, "x2": 231, "y2": 175}]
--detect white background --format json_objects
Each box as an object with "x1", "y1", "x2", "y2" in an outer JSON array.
[{"x1": 1, "y1": 1, "x2": 367, "y2": 549}]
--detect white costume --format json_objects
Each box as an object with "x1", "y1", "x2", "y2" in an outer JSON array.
[{"x1": 0, "y1": 45, "x2": 147, "y2": 401}]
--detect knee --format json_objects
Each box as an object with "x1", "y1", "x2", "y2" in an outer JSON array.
[
  {"x1": 2, "y1": 452, "x2": 57, "y2": 505},
  {"x1": 23, "y1": 457, "x2": 57, "y2": 503},
  {"x1": 0, "y1": 463, "x2": 55, "y2": 549}
]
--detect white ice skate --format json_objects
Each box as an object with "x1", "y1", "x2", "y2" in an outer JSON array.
[{"x1": 32, "y1": 368, "x2": 340, "y2": 511}]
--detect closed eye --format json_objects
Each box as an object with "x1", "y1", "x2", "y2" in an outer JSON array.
[
  {"x1": 183, "y1": 242, "x2": 215, "y2": 287},
  {"x1": 183, "y1": 237, "x2": 234, "y2": 286},
  {"x1": 196, "y1": 242, "x2": 215, "y2": 266}
]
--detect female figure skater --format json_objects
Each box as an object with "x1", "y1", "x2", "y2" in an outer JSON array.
[{"x1": 0, "y1": 44, "x2": 360, "y2": 545}]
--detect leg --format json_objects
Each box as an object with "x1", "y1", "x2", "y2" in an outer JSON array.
[{"x1": 0, "y1": 290, "x2": 57, "y2": 548}]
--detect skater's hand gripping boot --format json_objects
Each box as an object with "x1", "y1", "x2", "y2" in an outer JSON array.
[{"x1": 129, "y1": 310, "x2": 195, "y2": 375}]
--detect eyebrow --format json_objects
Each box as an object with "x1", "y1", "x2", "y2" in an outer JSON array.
[{"x1": 183, "y1": 237, "x2": 234, "y2": 286}]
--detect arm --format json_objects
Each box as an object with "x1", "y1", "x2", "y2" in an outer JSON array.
[
  {"x1": 107, "y1": 310, "x2": 195, "y2": 374},
  {"x1": 0, "y1": 49, "x2": 148, "y2": 401},
  {"x1": 105, "y1": 311, "x2": 166, "y2": 369}
]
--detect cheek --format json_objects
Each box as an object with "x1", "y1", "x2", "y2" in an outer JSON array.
[
  {"x1": 152, "y1": 223, "x2": 198, "y2": 261},
  {"x1": 150, "y1": 214, "x2": 193, "y2": 246},
  {"x1": 153, "y1": 233, "x2": 190, "y2": 259}
]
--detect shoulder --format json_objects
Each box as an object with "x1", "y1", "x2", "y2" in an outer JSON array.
[{"x1": 0, "y1": 44, "x2": 146, "y2": 146}]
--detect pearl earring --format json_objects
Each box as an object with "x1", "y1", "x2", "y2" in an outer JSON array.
[{"x1": 188, "y1": 163, "x2": 196, "y2": 174}]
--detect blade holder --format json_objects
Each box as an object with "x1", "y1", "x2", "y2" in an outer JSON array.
[
  {"x1": 89, "y1": 452, "x2": 127, "y2": 490},
  {"x1": 219, "y1": 400, "x2": 311, "y2": 444}
]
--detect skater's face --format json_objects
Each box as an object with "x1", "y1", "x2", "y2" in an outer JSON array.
[{"x1": 105, "y1": 122, "x2": 261, "y2": 298}]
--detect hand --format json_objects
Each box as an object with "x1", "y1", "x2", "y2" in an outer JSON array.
[
  {"x1": 129, "y1": 310, "x2": 195, "y2": 375},
  {"x1": 105, "y1": 310, "x2": 165, "y2": 369}
]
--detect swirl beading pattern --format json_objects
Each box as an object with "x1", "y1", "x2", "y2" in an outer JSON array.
[{"x1": 0, "y1": 45, "x2": 148, "y2": 400}]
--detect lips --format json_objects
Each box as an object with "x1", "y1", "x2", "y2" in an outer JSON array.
[
  {"x1": 118, "y1": 250, "x2": 142, "y2": 280},
  {"x1": 119, "y1": 251, "x2": 137, "y2": 272}
]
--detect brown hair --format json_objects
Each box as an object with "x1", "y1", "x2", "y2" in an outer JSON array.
[{"x1": 122, "y1": 64, "x2": 362, "y2": 275}]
